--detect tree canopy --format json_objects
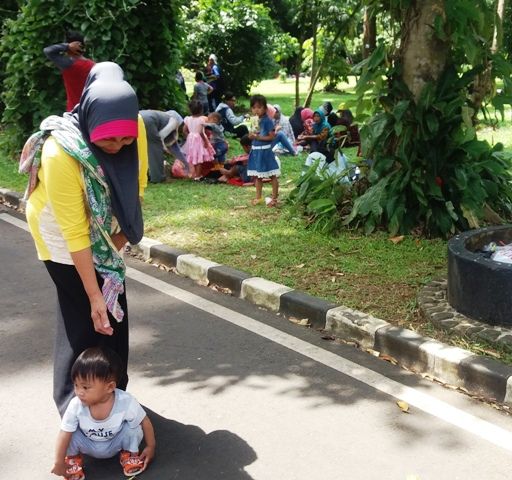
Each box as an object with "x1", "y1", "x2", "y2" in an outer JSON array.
[{"x1": 0, "y1": 0, "x2": 185, "y2": 153}]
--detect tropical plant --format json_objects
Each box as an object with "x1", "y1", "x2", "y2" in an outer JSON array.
[{"x1": 344, "y1": 0, "x2": 512, "y2": 237}]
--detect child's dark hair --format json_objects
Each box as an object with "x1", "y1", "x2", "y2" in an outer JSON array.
[
  {"x1": 195, "y1": 71, "x2": 204, "y2": 82},
  {"x1": 71, "y1": 347, "x2": 122, "y2": 384},
  {"x1": 240, "y1": 134, "x2": 252, "y2": 148},
  {"x1": 250, "y1": 94, "x2": 267, "y2": 109},
  {"x1": 223, "y1": 92, "x2": 236, "y2": 102},
  {"x1": 66, "y1": 30, "x2": 85, "y2": 44},
  {"x1": 188, "y1": 99, "x2": 203, "y2": 116},
  {"x1": 208, "y1": 112, "x2": 221, "y2": 123}
]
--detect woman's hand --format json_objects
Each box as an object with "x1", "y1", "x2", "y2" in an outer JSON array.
[{"x1": 89, "y1": 291, "x2": 113, "y2": 336}]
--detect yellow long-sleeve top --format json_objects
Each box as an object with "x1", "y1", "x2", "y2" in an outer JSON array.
[{"x1": 26, "y1": 115, "x2": 148, "y2": 264}]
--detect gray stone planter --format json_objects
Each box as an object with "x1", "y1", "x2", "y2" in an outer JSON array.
[{"x1": 447, "y1": 225, "x2": 512, "y2": 327}]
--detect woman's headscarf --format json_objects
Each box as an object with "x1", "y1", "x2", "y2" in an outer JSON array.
[
  {"x1": 321, "y1": 101, "x2": 333, "y2": 115},
  {"x1": 289, "y1": 106, "x2": 304, "y2": 138},
  {"x1": 67, "y1": 62, "x2": 143, "y2": 244},
  {"x1": 312, "y1": 109, "x2": 331, "y2": 135},
  {"x1": 300, "y1": 108, "x2": 314, "y2": 122}
]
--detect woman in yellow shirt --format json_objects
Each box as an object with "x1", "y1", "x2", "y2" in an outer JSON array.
[{"x1": 22, "y1": 62, "x2": 148, "y2": 416}]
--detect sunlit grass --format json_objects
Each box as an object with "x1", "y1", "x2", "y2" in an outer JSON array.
[{"x1": 1, "y1": 78, "x2": 512, "y2": 335}]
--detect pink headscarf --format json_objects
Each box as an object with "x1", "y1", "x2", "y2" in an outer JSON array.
[{"x1": 300, "y1": 108, "x2": 314, "y2": 122}]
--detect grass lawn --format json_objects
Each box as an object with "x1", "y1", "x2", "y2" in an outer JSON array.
[{"x1": 2, "y1": 77, "x2": 512, "y2": 361}]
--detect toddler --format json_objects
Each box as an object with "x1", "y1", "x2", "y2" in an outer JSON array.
[
  {"x1": 247, "y1": 94, "x2": 280, "y2": 206},
  {"x1": 205, "y1": 111, "x2": 228, "y2": 164},
  {"x1": 51, "y1": 347, "x2": 156, "y2": 480},
  {"x1": 181, "y1": 100, "x2": 216, "y2": 179}
]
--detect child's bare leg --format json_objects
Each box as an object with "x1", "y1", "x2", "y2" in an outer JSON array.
[
  {"x1": 271, "y1": 176, "x2": 279, "y2": 200},
  {"x1": 251, "y1": 178, "x2": 263, "y2": 205},
  {"x1": 266, "y1": 176, "x2": 279, "y2": 207}
]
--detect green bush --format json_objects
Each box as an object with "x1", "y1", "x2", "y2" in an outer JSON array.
[
  {"x1": 182, "y1": 0, "x2": 278, "y2": 96},
  {"x1": 0, "y1": 0, "x2": 186, "y2": 156},
  {"x1": 346, "y1": 66, "x2": 512, "y2": 237}
]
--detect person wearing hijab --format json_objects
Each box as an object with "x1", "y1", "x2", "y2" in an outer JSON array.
[
  {"x1": 289, "y1": 106, "x2": 304, "y2": 138},
  {"x1": 297, "y1": 109, "x2": 331, "y2": 152},
  {"x1": 140, "y1": 109, "x2": 186, "y2": 183},
  {"x1": 21, "y1": 62, "x2": 148, "y2": 417},
  {"x1": 271, "y1": 104, "x2": 296, "y2": 155}
]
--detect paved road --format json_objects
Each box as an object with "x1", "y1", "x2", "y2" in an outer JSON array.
[{"x1": 2, "y1": 206, "x2": 512, "y2": 480}]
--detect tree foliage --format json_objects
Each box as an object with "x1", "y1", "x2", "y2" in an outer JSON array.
[
  {"x1": 182, "y1": 0, "x2": 278, "y2": 96},
  {"x1": 346, "y1": 0, "x2": 512, "y2": 237},
  {"x1": 0, "y1": 0, "x2": 185, "y2": 154}
]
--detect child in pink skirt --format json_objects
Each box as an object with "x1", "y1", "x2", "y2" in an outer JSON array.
[{"x1": 181, "y1": 100, "x2": 215, "y2": 179}]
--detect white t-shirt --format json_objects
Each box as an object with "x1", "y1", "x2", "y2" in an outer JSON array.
[{"x1": 61, "y1": 389, "x2": 146, "y2": 442}]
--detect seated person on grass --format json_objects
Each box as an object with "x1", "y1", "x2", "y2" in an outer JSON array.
[{"x1": 218, "y1": 134, "x2": 253, "y2": 184}]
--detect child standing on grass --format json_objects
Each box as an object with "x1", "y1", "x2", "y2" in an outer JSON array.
[
  {"x1": 193, "y1": 71, "x2": 213, "y2": 114},
  {"x1": 51, "y1": 347, "x2": 155, "y2": 480},
  {"x1": 247, "y1": 94, "x2": 280, "y2": 207},
  {"x1": 182, "y1": 99, "x2": 216, "y2": 180}
]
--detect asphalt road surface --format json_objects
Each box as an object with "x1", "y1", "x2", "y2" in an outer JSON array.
[{"x1": 2, "y1": 206, "x2": 512, "y2": 480}]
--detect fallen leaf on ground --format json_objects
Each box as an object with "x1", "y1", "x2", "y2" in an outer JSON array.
[
  {"x1": 250, "y1": 255, "x2": 257, "y2": 259},
  {"x1": 288, "y1": 317, "x2": 311, "y2": 326},
  {"x1": 295, "y1": 263, "x2": 305, "y2": 268},
  {"x1": 379, "y1": 353, "x2": 398, "y2": 365},
  {"x1": 389, "y1": 235, "x2": 405, "y2": 244},
  {"x1": 365, "y1": 348, "x2": 380, "y2": 357},
  {"x1": 396, "y1": 400, "x2": 410, "y2": 413},
  {"x1": 321, "y1": 335, "x2": 336, "y2": 341},
  {"x1": 233, "y1": 205, "x2": 248, "y2": 209}
]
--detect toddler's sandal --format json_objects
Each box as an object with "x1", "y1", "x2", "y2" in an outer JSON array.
[
  {"x1": 120, "y1": 450, "x2": 145, "y2": 477},
  {"x1": 267, "y1": 198, "x2": 278, "y2": 208},
  {"x1": 65, "y1": 454, "x2": 85, "y2": 480},
  {"x1": 251, "y1": 198, "x2": 264, "y2": 206}
]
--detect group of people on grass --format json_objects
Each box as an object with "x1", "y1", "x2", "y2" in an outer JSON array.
[{"x1": 23, "y1": 30, "x2": 359, "y2": 480}]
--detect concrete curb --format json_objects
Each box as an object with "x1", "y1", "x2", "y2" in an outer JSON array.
[
  {"x1": 132, "y1": 236, "x2": 512, "y2": 406},
  {"x1": 2, "y1": 188, "x2": 512, "y2": 406}
]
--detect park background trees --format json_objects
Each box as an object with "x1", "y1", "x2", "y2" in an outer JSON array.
[
  {"x1": 1, "y1": 0, "x2": 512, "y2": 237},
  {"x1": 0, "y1": 0, "x2": 185, "y2": 153}
]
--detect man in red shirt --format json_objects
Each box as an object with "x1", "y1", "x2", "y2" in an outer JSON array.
[{"x1": 44, "y1": 31, "x2": 95, "y2": 112}]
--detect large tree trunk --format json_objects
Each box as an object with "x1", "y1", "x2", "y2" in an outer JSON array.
[
  {"x1": 399, "y1": 0, "x2": 448, "y2": 102},
  {"x1": 362, "y1": 7, "x2": 376, "y2": 59}
]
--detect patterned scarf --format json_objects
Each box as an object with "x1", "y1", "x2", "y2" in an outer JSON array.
[{"x1": 20, "y1": 115, "x2": 126, "y2": 322}]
